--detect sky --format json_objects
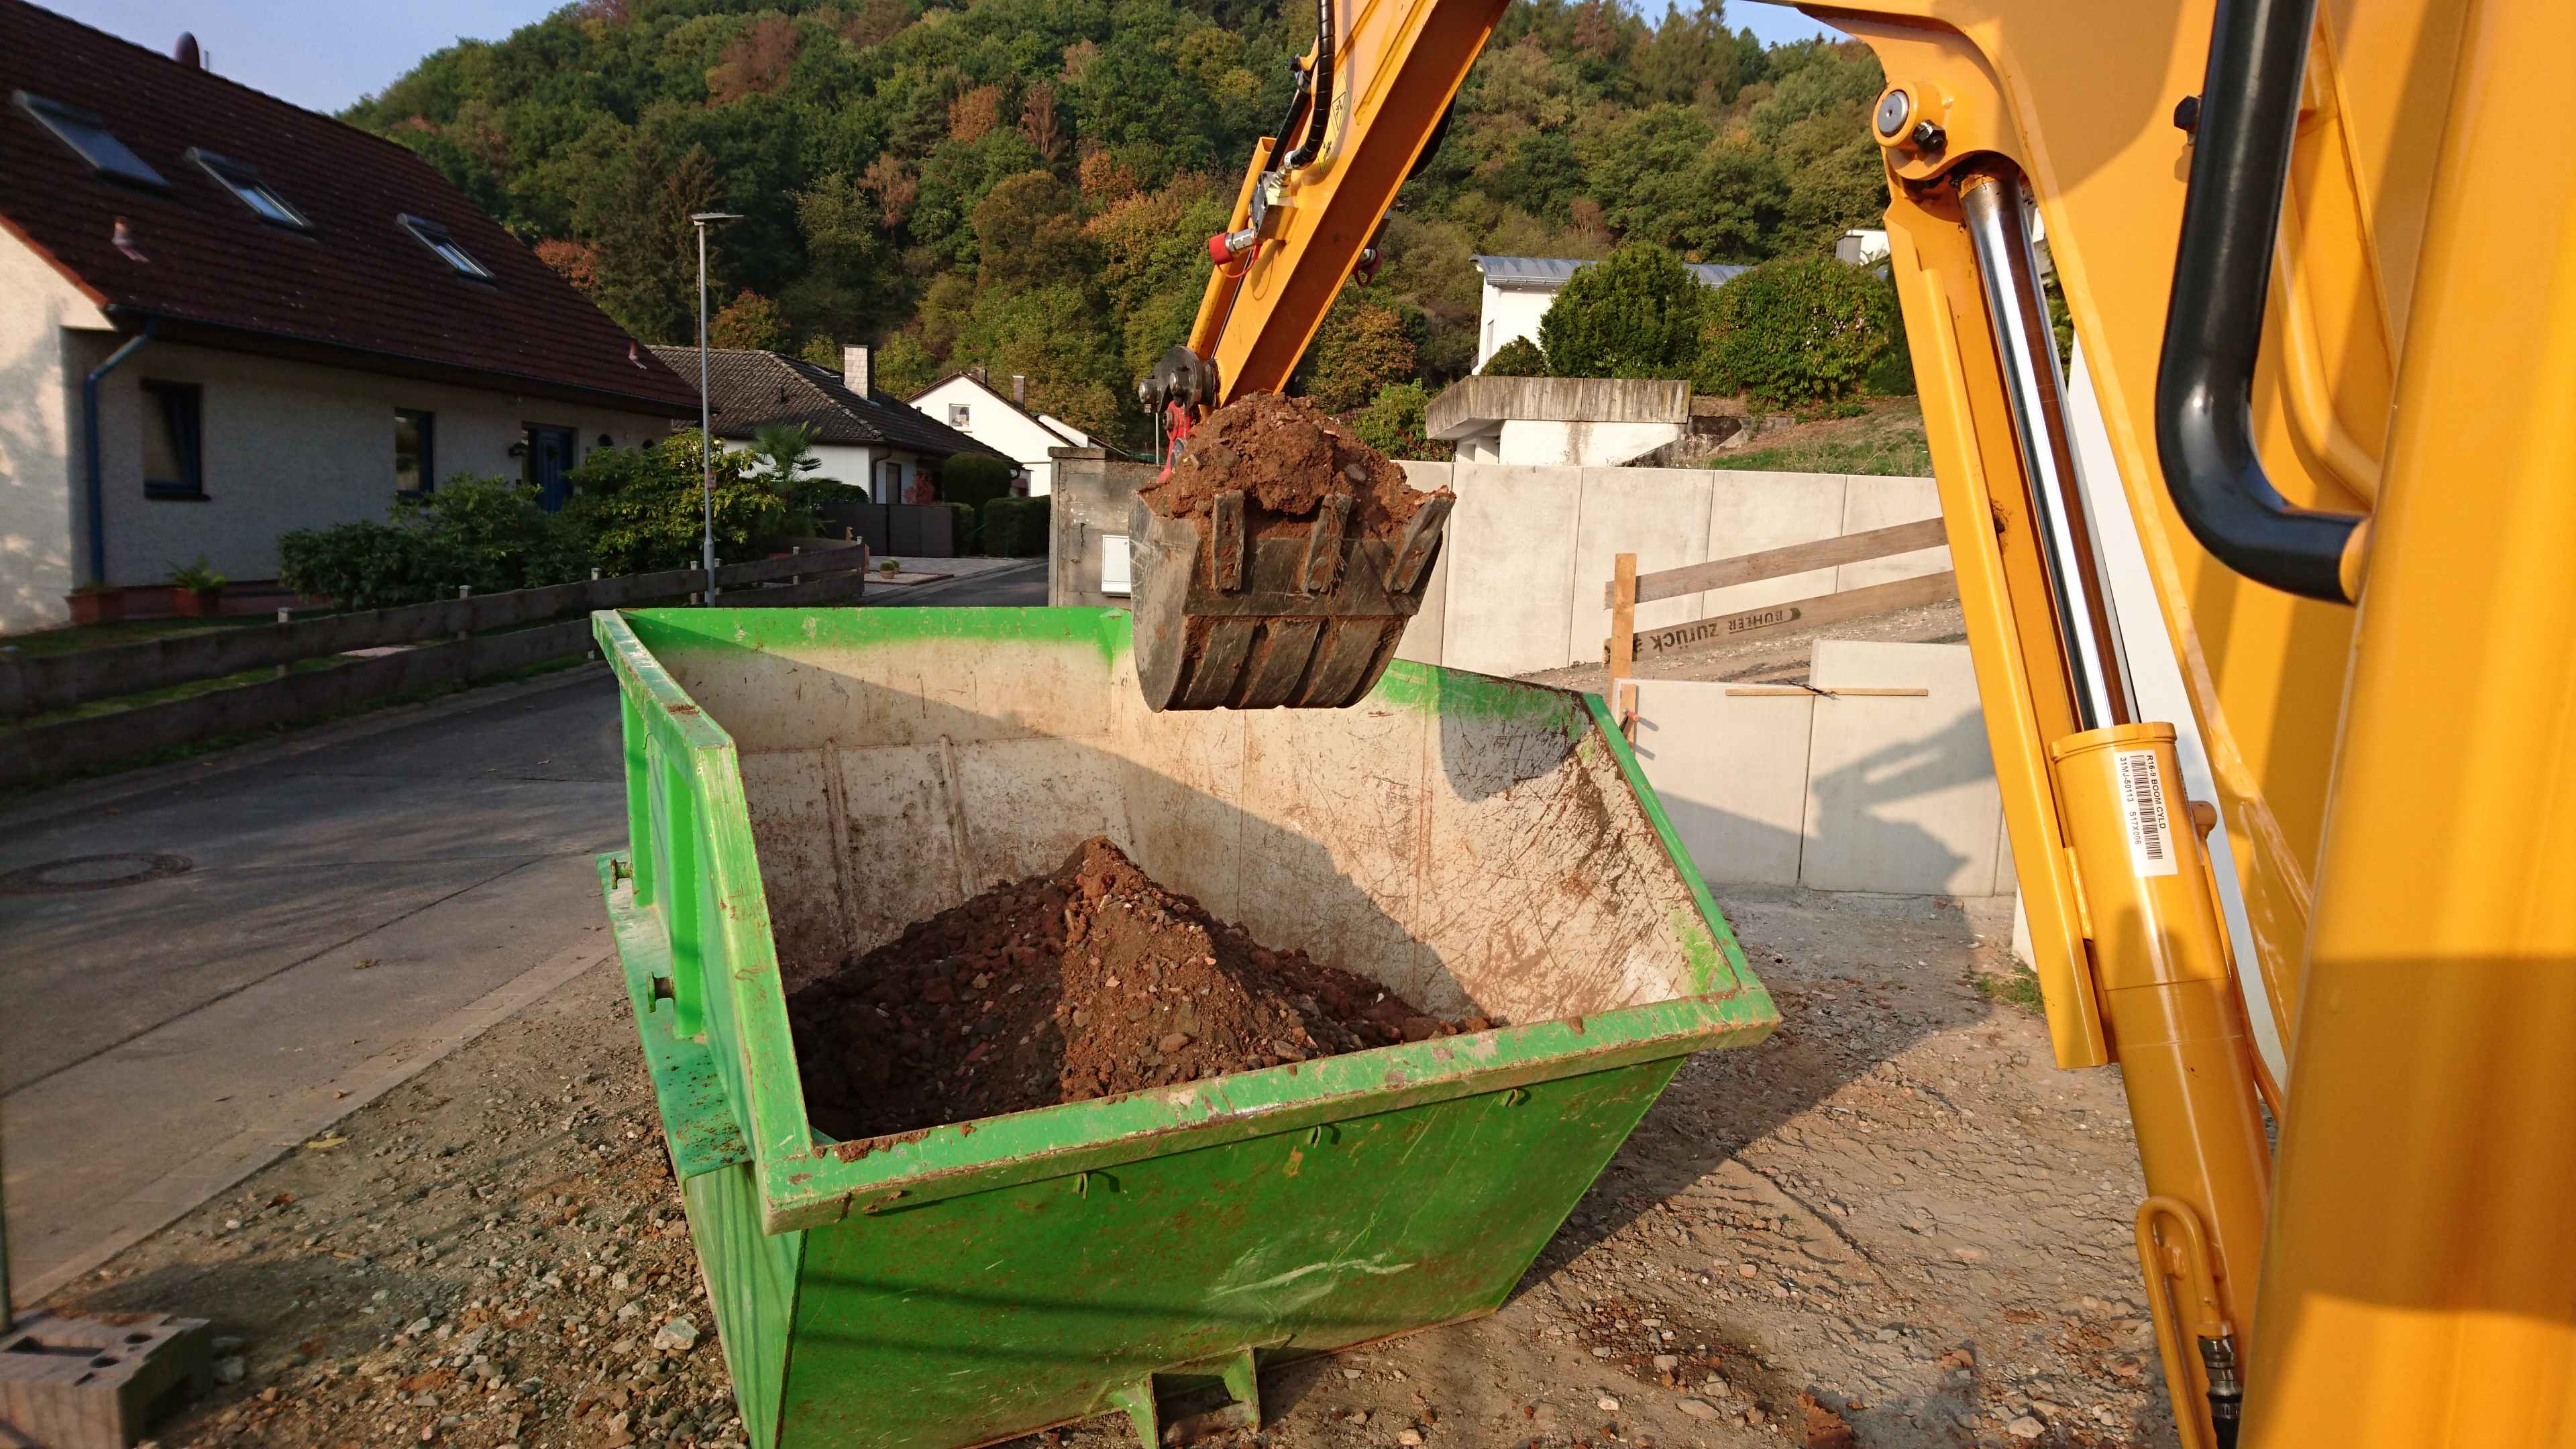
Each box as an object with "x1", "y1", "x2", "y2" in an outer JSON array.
[{"x1": 52, "y1": 0, "x2": 1837, "y2": 114}]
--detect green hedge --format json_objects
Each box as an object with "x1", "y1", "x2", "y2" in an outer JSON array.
[
  {"x1": 982, "y1": 495, "x2": 1051, "y2": 557},
  {"x1": 1695, "y1": 256, "x2": 1896, "y2": 407}
]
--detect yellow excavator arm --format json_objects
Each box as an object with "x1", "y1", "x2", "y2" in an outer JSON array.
[{"x1": 1138, "y1": 0, "x2": 2576, "y2": 1436}]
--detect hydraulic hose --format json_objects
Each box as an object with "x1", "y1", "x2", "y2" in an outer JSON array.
[{"x1": 1283, "y1": 0, "x2": 1334, "y2": 169}]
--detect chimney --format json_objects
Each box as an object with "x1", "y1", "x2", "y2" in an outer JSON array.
[
  {"x1": 843, "y1": 345, "x2": 871, "y2": 398},
  {"x1": 174, "y1": 32, "x2": 202, "y2": 67},
  {"x1": 1011, "y1": 374, "x2": 1027, "y2": 407}
]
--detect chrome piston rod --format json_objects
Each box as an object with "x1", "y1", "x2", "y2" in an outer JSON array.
[{"x1": 1958, "y1": 167, "x2": 2139, "y2": 731}]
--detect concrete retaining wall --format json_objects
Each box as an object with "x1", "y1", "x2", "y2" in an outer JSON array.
[
  {"x1": 1628, "y1": 642, "x2": 2011, "y2": 896},
  {"x1": 1391, "y1": 462, "x2": 1947, "y2": 677}
]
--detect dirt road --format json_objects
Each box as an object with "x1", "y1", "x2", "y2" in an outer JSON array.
[{"x1": 52, "y1": 888, "x2": 2164, "y2": 1449}]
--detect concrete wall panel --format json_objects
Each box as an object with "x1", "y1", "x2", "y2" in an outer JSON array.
[
  {"x1": 1834, "y1": 475, "x2": 1949, "y2": 590},
  {"x1": 1699, "y1": 470, "x2": 1847, "y2": 615},
  {"x1": 1800, "y1": 641, "x2": 2004, "y2": 895},
  {"x1": 1439, "y1": 464, "x2": 1583, "y2": 678},
  {"x1": 1627, "y1": 679, "x2": 1813, "y2": 888},
  {"x1": 1568, "y1": 467, "x2": 1712, "y2": 668},
  {"x1": 1393, "y1": 461, "x2": 1454, "y2": 667}
]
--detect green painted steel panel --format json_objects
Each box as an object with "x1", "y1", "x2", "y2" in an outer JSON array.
[{"x1": 594, "y1": 604, "x2": 1776, "y2": 1449}]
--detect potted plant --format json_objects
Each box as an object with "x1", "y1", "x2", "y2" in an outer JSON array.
[
  {"x1": 877, "y1": 557, "x2": 902, "y2": 577},
  {"x1": 68, "y1": 580, "x2": 124, "y2": 625},
  {"x1": 165, "y1": 556, "x2": 227, "y2": 617}
]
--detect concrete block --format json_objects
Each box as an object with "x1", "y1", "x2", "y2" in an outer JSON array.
[
  {"x1": 1393, "y1": 462, "x2": 1454, "y2": 667},
  {"x1": 1495, "y1": 418, "x2": 1686, "y2": 468},
  {"x1": 1834, "y1": 474, "x2": 1949, "y2": 591},
  {"x1": 1700, "y1": 470, "x2": 1846, "y2": 615},
  {"x1": 0, "y1": 1310, "x2": 210, "y2": 1449},
  {"x1": 1440, "y1": 464, "x2": 1584, "y2": 678},
  {"x1": 1570, "y1": 467, "x2": 1713, "y2": 667},
  {"x1": 1800, "y1": 641, "x2": 2004, "y2": 895},
  {"x1": 1627, "y1": 679, "x2": 1813, "y2": 888}
]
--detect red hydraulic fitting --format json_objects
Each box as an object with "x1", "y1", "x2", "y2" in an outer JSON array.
[{"x1": 1208, "y1": 227, "x2": 1260, "y2": 264}]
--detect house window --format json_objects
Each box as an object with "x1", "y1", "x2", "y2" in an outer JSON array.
[
  {"x1": 189, "y1": 148, "x2": 309, "y2": 229},
  {"x1": 395, "y1": 409, "x2": 435, "y2": 494},
  {"x1": 14, "y1": 91, "x2": 166, "y2": 189},
  {"x1": 398, "y1": 214, "x2": 495, "y2": 281},
  {"x1": 948, "y1": 403, "x2": 971, "y2": 428},
  {"x1": 140, "y1": 380, "x2": 205, "y2": 500}
]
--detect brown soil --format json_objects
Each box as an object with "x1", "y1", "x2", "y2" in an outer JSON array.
[
  {"x1": 1139, "y1": 392, "x2": 1442, "y2": 538},
  {"x1": 787, "y1": 837, "x2": 1481, "y2": 1143}
]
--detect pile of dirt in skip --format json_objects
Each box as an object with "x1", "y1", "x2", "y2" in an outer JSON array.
[
  {"x1": 1138, "y1": 392, "x2": 1446, "y2": 539},
  {"x1": 788, "y1": 837, "x2": 1489, "y2": 1144}
]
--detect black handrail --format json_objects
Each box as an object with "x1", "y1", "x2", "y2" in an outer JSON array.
[{"x1": 2155, "y1": 0, "x2": 2361, "y2": 602}]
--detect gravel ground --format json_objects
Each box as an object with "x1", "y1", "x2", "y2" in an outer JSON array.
[{"x1": 52, "y1": 887, "x2": 2165, "y2": 1449}]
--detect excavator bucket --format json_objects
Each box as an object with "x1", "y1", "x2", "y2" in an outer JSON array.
[{"x1": 1126, "y1": 488, "x2": 1453, "y2": 710}]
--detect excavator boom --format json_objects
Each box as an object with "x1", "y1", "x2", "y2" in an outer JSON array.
[{"x1": 1132, "y1": 0, "x2": 2576, "y2": 1438}]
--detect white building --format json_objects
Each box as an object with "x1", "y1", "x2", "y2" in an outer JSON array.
[
  {"x1": 908, "y1": 371, "x2": 1093, "y2": 497},
  {"x1": 1470, "y1": 256, "x2": 1752, "y2": 372},
  {"x1": 0, "y1": 5, "x2": 697, "y2": 633},
  {"x1": 651, "y1": 345, "x2": 1004, "y2": 503}
]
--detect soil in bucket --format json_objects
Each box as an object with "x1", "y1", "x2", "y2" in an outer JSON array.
[
  {"x1": 1136, "y1": 392, "x2": 1448, "y2": 539},
  {"x1": 787, "y1": 837, "x2": 1487, "y2": 1144}
]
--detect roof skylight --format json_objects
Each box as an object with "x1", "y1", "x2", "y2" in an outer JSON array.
[
  {"x1": 14, "y1": 91, "x2": 166, "y2": 189},
  {"x1": 188, "y1": 149, "x2": 308, "y2": 230},
  {"x1": 398, "y1": 213, "x2": 494, "y2": 282}
]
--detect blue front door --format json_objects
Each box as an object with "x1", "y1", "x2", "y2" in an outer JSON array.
[{"x1": 525, "y1": 425, "x2": 577, "y2": 511}]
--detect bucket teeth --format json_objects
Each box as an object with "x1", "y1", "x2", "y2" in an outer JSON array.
[{"x1": 1128, "y1": 495, "x2": 1450, "y2": 711}]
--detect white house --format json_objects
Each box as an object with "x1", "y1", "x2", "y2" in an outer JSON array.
[
  {"x1": 650, "y1": 344, "x2": 1004, "y2": 503},
  {"x1": 1470, "y1": 256, "x2": 1752, "y2": 372},
  {"x1": 0, "y1": 3, "x2": 698, "y2": 633},
  {"x1": 907, "y1": 371, "x2": 1092, "y2": 497}
]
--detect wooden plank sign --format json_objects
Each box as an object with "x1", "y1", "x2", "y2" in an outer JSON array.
[
  {"x1": 1625, "y1": 570, "x2": 1960, "y2": 659},
  {"x1": 1607, "y1": 517, "x2": 1949, "y2": 606}
]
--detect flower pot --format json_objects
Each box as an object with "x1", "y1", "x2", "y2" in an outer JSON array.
[
  {"x1": 170, "y1": 586, "x2": 223, "y2": 618},
  {"x1": 68, "y1": 590, "x2": 126, "y2": 625}
]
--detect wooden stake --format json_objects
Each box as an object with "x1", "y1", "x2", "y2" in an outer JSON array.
[
  {"x1": 1724, "y1": 686, "x2": 1931, "y2": 698},
  {"x1": 1607, "y1": 551, "x2": 1637, "y2": 682},
  {"x1": 1617, "y1": 681, "x2": 1639, "y2": 742}
]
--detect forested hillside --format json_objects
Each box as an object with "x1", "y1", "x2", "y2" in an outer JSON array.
[{"x1": 348, "y1": 0, "x2": 1886, "y2": 446}]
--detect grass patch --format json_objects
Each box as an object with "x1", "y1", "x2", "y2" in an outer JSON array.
[
  {"x1": 2, "y1": 615, "x2": 267, "y2": 658},
  {"x1": 1972, "y1": 962, "x2": 2046, "y2": 1012},
  {"x1": 1702, "y1": 396, "x2": 1933, "y2": 477},
  {"x1": 0, "y1": 654, "x2": 593, "y2": 802}
]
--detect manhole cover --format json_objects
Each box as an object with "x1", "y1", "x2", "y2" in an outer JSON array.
[{"x1": 0, "y1": 853, "x2": 193, "y2": 895}]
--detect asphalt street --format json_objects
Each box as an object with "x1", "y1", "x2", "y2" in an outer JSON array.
[{"x1": 0, "y1": 561, "x2": 1047, "y2": 1303}]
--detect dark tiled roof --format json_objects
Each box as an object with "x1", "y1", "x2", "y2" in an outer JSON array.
[
  {"x1": 651, "y1": 347, "x2": 1004, "y2": 461},
  {"x1": 0, "y1": 0, "x2": 697, "y2": 415}
]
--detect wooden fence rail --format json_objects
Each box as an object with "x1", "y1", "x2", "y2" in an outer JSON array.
[
  {"x1": 1603, "y1": 517, "x2": 1958, "y2": 732},
  {"x1": 0, "y1": 545, "x2": 875, "y2": 788},
  {"x1": 0, "y1": 547, "x2": 869, "y2": 720}
]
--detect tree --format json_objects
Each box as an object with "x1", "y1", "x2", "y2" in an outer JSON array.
[
  {"x1": 749, "y1": 423, "x2": 822, "y2": 482},
  {"x1": 1481, "y1": 336, "x2": 1548, "y2": 376},
  {"x1": 874, "y1": 332, "x2": 941, "y2": 398},
  {"x1": 1697, "y1": 256, "x2": 1896, "y2": 405},
  {"x1": 1304, "y1": 298, "x2": 1417, "y2": 413},
  {"x1": 567, "y1": 431, "x2": 830, "y2": 575},
  {"x1": 1538, "y1": 244, "x2": 1709, "y2": 380},
  {"x1": 1350, "y1": 382, "x2": 1452, "y2": 462},
  {"x1": 971, "y1": 170, "x2": 1091, "y2": 293},
  {"x1": 711, "y1": 290, "x2": 788, "y2": 351}
]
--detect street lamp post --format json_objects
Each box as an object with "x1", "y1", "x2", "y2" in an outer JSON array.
[{"x1": 690, "y1": 211, "x2": 743, "y2": 601}]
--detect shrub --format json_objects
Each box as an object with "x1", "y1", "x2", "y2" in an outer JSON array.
[
  {"x1": 940, "y1": 452, "x2": 1016, "y2": 509},
  {"x1": 1350, "y1": 381, "x2": 1454, "y2": 462},
  {"x1": 981, "y1": 495, "x2": 1051, "y2": 557},
  {"x1": 566, "y1": 431, "x2": 831, "y2": 576},
  {"x1": 1696, "y1": 255, "x2": 1896, "y2": 407},
  {"x1": 396, "y1": 476, "x2": 592, "y2": 594},
  {"x1": 943, "y1": 500, "x2": 979, "y2": 553},
  {"x1": 278, "y1": 519, "x2": 465, "y2": 610},
  {"x1": 1479, "y1": 335, "x2": 1548, "y2": 378},
  {"x1": 278, "y1": 476, "x2": 591, "y2": 609},
  {"x1": 1537, "y1": 243, "x2": 1707, "y2": 380}
]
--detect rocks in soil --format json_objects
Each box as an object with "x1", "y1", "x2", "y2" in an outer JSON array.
[
  {"x1": 1137, "y1": 393, "x2": 1444, "y2": 539},
  {"x1": 788, "y1": 837, "x2": 1485, "y2": 1143}
]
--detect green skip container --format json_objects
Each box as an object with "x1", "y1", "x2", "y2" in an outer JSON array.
[{"x1": 594, "y1": 605, "x2": 1775, "y2": 1449}]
